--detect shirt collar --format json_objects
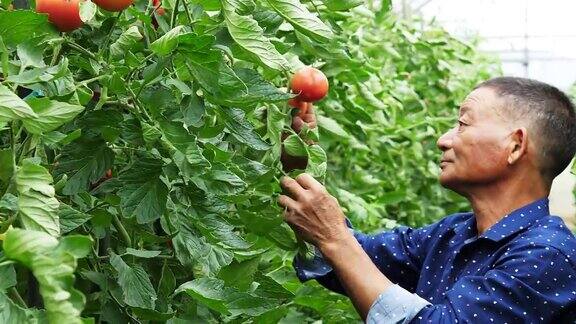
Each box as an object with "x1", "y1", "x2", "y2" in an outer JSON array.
[
  {"x1": 451, "y1": 198, "x2": 550, "y2": 242},
  {"x1": 480, "y1": 197, "x2": 550, "y2": 242},
  {"x1": 452, "y1": 213, "x2": 476, "y2": 238}
]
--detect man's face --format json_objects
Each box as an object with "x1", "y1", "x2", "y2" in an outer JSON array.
[{"x1": 436, "y1": 87, "x2": 514, "y2": 193}]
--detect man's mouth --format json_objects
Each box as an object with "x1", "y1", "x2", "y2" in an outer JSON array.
[{"x1": 440, "y1": 160, "x2": 452, "y2": 168}]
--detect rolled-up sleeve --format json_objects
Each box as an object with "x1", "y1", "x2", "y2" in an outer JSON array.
[{"x1": 367, "y1": 284, "x2": 431, "y2": 324}]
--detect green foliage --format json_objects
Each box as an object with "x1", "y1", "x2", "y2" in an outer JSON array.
[
  {"x1": 315, "y1": 11, "x2": 499, "y2": 230},
  {"x1": 0, "y1": 0, "x2": 496, "y2": 322}
]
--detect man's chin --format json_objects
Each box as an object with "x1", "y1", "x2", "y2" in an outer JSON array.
[
  {"x1": 439, "y1": 175, "x2": 467, "y2": 197},
  {"x1": 439, "y1": 174, "x2": 463, "y2": 193}
]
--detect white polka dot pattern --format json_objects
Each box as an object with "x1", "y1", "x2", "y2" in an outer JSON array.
[{"x1": 294, "y1": 198, "x2": 576, "y2": 323}]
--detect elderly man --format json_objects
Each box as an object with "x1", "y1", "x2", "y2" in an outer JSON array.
[{"x1": 278, "y1": 77, "x2": 576, "y2": 323}]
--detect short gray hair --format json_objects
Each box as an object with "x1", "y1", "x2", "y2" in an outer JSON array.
[{"x1": 476, "y1": 77, "x2": 576, "y2": 181}]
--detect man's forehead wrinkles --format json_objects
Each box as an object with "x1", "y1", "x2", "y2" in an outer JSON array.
[
  {"x1": 459, "y1": 95, "x2": 480, "y2": 113},
  {"x1": 459, "y1": 104, "x2": 473, "y2": 117}
]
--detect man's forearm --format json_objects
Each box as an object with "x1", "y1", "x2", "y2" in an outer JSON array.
[{"x1": 319, "y1": 233, "x2": 394, "y2": 320}]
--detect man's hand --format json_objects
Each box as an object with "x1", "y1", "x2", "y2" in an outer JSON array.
[
  {"x1": 278, "y1": 173, "x2": 350, "y2": 249},
  {"x1": 291, "y1": 103, "x2": 317, "y2": 133},
  {"x1": 281, "y1": 103, "x2": 317, "y2": 172}
]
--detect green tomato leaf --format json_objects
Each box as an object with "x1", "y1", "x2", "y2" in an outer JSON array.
[
  {"x1": 174, "y1": 277, "x2": 279, "y2": 316},
  {"x1": 211, "y1": 68, "x2": 293, "y2": 106},
  {"x1": 58, "y1": 203, "x2": 92, "y2": 234},
  {"x1": 124, "y1": 248, "x2": 162, "y2": 258},
  {"x1": 265, "y1": 0, "x2": 333, "y2": 43},
  {"x1": 266, "y1": 103, "x2": 286, "y2": 147},
  {"x1": 0, "y1": 292, "x2": 43, "y2": 323},
  {"x1": 218, "y1": 258, "x2": 260, "y2": 291},
  {"x1": 0, "y1": 193, "x2": 18, "y2": 214},
  {"x1": 150, "y1": 26, "x2": 186, "y2": 56},
  {"x1": 0, "y1": 11, "x2": 56, "y2": 48},
  {"x1": 221, "y1": 0, "x2": 289, "y2": 71},
  {"x1": 172, "y1": 222, "x2": 233, "y2": 276},
  {"x1": 0, "y1": 263, "x2": 16, "y2": 290},
  {"x1": 2, "y1": 228, "x2": 58, "y2": 267},
  {"x1": 17, "y1": 36, "x2": 47, "y2": 69},
  {"x1": 79, "y1": 0, "x2": 97, "y2": 23},
  {"x1": 141, "y1": 123, "x2": 162, "y2": 145},
  {"x1": 117, "y1": 156, "x2": 168, "y2": 224},
  {"x1": 3, "y1": 228, "x2": 91, "y2": 324},
  {"x1": 193, "y1": 163, "x2": 247, "y2": 196},
  {"x1": 219, "y1": 107, "x2": 270, "y2": 151},
  {"x1": 6, "y1": 57, "x2": 71, "y2": 87},
  {"x1": 174, "y1": 278, "x2": 229, "y2": 314},
  {"x1": 321, "y1": 0, "x2": 363, "y2": 11},
  {"x1": 54, "y1": 137, "x2": 114, "y2": 195},
  {"x1": 305, "y1": 144, "x2": 327, "y2": 178},
  {"x1": 110, "y1": 253, "x2": 157, "y2": 310},
  {"x1": 317, "y1": 115, "x2": 350, "y2": 138},
  {"x1": 195, "y1": 214, "x2": 251, "y2": 250},
  {"x1": 22, "y1": 98, "x2": 84, "y2": 135},
  {"x1": 282, "y1": 134, "x2": 307, "y2": 157},
  {"x1": 110, "y1": 26, "x2": 143, "y2": 59},
  {"x1": 16, "y1": 159, "x2": 60, "y2": 237},
  {"x1": 0, "y1": 148, "x2": 13, "y2": 183},
  {"x1": 0, "y1": 84, "x2": 38, "y2": 122}
]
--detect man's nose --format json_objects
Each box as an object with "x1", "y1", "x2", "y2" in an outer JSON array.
[{"x1": 437, "y1": 127, "x2": 456, "y2": 151}]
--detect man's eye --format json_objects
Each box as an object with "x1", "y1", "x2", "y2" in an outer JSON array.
[{"x1": 458, "y1": 120, "x2": 467, "y2": 127}]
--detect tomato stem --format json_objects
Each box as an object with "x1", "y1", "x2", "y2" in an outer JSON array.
[
  {"x1": 126, "y1": 85, "x2": 153, "y2": 122},
  {"x1": 76, "y1": 75, "x2": 107, "y2": 89},
  {"x1": 181, "y1": 0, "x2": 193, "y2": 24},
  {"x1": 112, "y1": 213, "x2": 132, "y2": 248},
  {"x1": 64, "y1": 40, "x2": 99, "y2": 62},
  {"x1": 49, "y1": 44, "x2": 62, "y2": 66},
  {"x1": 101, "y1": 11, "x2": 123, "y2": 58},
  {"x1": 309, "y1": 0, "x2": 322, "y2": 18},
  {"x1": 169, "y1": 0, "x2": 180, "y2": 28},
  {"x1": 10, "y1": 122, "x2": 16, "y2": 175}
]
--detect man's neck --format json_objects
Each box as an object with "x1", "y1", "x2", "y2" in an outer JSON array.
[{"x1": 465, "y1": 176, "x2": 549, "y2": 235}]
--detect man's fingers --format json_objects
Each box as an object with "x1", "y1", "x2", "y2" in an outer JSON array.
[
  {"x1": 301, "y1": 113, "x2": 315, "y2": 123},
  {"x1": 290, "y1": 102, "x2": 316, "y2": 132},
  {"x1": 292, "y1": 116, "x2": 305, "y2": 132},
  {"x1": 295, "y1": 173, "x2": 323, "y2": 191},
  {"x1": 278, "y1": 194, "x2": 298, "y2": 210},
  {"x1": 280, "y1": 176, "x2": 306, "y2": 199}
]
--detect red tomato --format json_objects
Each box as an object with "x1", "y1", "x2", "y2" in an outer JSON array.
[
  {"x1": 36, "y1": 0, "x2": 83, "y2": 32},
  {"x1": 289, "y1": 67, "x2": 329, "y2": 102},
  {"x1": 93, "y1": 0, "x2": 133, "y2": 11}
]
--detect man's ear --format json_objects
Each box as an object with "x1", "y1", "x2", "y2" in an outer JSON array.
[{"x1": 507, "y1": 127, "x2": 528, "y2": 165}]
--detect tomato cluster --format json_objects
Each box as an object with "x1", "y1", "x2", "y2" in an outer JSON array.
[{"x1": 36, "y1": 0, "x2": 164, "y2": 32}]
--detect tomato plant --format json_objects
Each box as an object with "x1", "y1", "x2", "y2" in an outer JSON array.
[{"x1": 0, "y1": 0, "x2": 497, "y2": 322}]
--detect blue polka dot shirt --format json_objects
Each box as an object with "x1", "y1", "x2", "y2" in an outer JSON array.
[{"x1": 293, "y1": 198, "x2": 576, "y2": 323}]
